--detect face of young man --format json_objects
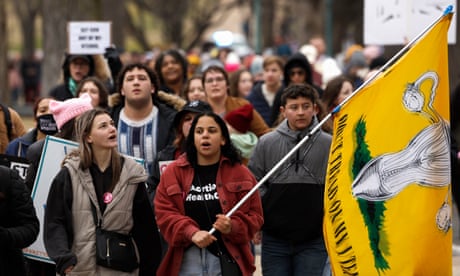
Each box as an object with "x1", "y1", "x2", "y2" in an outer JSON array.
[
  {"x1": 263, "y1": 63, "x2": 283, "y2": 89},
  {"x1": 121, "y1": 67, "x2": 154, "y2": 108},
  {"x1": 280, "y1": 97, "x2": 317, "y2": 131}
]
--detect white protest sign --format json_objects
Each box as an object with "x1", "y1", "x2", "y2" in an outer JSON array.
[
  {"x1": 0, "y1": 154, "x2": 30, "y2": 180},
  {"x1": 24, "y1": 136, "x2": 144, "y2": 263},
  {"x1": 68, "y1": 21, "x2": 111, "y2": 54},
  {"x1": 24, "y1": 136, "x2": 78, "y2": 263},
  {"x1": 159, "y1": 160, "x2": 175, "y2": 176},
  {"x1": 364, "y1": 0, "x2": 456, "y2": 45}
]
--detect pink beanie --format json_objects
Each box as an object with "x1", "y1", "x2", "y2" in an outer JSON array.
[{"x1": 49, "y1": 93, "x2": 93, "y2": 130}]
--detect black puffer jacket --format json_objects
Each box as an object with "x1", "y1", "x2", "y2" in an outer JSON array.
[{"x1": 0, "y1": 166, "x2": 39, "y2": 276}]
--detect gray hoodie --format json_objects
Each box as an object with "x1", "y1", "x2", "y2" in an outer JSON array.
[{"x1": 248, "y1": 117, "x2": 332, "y2": 242}]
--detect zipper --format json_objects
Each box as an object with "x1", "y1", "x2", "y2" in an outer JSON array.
[{"x1": 106, "y1": 237, "x2": 111, "y2": 266}]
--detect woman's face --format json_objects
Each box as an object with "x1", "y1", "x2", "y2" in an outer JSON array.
[
  {"x1": 187, "y1": 79, "x2": 206, "y2": 102},
  {"x1": 36, "y1": 98, "x2": 52, "y2": 118},
  {"x1": 161, "y1": 55, "x2": 183, "y2": 84},
  {"x1": 86, "y1": 113, "x2": 118, "y2": 151},
  {"x1": 238, "y1": 71, "x2": 253, "y2": 98},
  {"x1": 204, "y1": 71, "x2": 228, "y2": 102},
  {"x1": 69, "y1": 58, "x2": 90, "y2": 82},
  {"x1": 181, "y1": 112, "x2": 198, "y2": 138},
  {"x1": 79, "y1": 81, "x2": 100, "y2": 107},
  {"x1": 335, "y1": 81, "x2": 353, "y2": 106},
  {"x1": 194, "y1": 115, "x2": 225, "y2": 165}
]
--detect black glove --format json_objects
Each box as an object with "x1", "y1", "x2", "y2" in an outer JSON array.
[{"x1": 104, "y1": 47, "x2": 123, "y2": 87}]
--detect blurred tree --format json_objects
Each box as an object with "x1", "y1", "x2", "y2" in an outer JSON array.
[
  {"x1": 332, "y1": 0, "x2": 363, "y2": 54},
  {"x1": 11, "y1": 0, "x2": 40, "y2": 60},
  {"x1": 41, "y1": 0, "x2": 104, "y2": 96},
  {"x1": 261, "y1": 0, "x2": 274, "y2": 49},
  {"x1": 41, "y1": 0, "x2": 71, "y2": 96},
  {"x1": 130, "y1": 0, "x2": 246, "y2": 50},
  {"x1": 101, "y1": 0, "x2": 125, "y2": 48},
  {"x1": 183, "y1": 0, "x2": 247, "y2": 50}
]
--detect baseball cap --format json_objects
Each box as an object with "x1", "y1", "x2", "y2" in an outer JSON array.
[
  {"x1": 173, "y1": 100, "x2": 213, "y2": 127},
  {"x1": 68, "y1": 54, "x2": 91, "y2": 64}
]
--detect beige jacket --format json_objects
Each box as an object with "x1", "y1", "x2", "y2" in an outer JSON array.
[{"x1": 65, "y1": 156, "x2": 147, "y2": 276}]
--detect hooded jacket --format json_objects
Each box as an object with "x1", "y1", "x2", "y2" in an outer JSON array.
[
  {"x1": 49, "y1": 54, "x2": 112, "y2": 101},
  {"x1": 5, "y1": 128, "x2": 37, "y2": 158},
  {"x1": 270, "y1": 53, "x2": 324, "y2": 126},
  {"x1": 248, "y1": 118, "x2": 331, "y2": 242},
  {"x1": 283, "y1": 53, "x2": 313, "y2": 87}
]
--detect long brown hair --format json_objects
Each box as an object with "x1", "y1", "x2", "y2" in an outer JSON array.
[
  {"x1": 76, "y1": 76, "x2": 109, "y2": 109},
  {"x1": 229, "y1": 69, "x2": 252, "y2": 97},
  {"x1": 74, "y1": 108, "x2": 121, "y2": 190}
]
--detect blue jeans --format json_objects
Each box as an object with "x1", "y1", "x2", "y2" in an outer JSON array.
[
  {"x1": 261, "y1": 233, "x2": 328, "y2": 276},
  {"x1": 179, "y1": 246, "x2": 221, "y2": 276}
]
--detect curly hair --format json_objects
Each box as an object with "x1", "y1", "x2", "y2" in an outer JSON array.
[
  {"x1": 115, "y1": 63, "x2": 160, "y2": 105},
  {"x1": 154, "y1": 49, "x2": 188, "y2": 87}
]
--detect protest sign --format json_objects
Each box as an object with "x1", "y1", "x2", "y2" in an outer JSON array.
[{"x1": 68, "y1": 21, "x2": 111, "y2": 54}]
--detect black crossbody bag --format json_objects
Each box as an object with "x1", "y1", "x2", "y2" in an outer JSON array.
[{"x1": 89, "y1": 200, "x2": 139, "y2": 272}]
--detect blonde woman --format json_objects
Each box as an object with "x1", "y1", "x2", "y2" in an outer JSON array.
[{"x1": 44, "y1": 109, "x2": 162, "y2": 275}]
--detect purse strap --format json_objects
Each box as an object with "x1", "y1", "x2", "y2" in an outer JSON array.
[{"x1": 89, "y1": 199, "x2": 102, "y2": 228}]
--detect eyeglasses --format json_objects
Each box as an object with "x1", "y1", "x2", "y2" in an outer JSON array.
[
  {"x1": 188, "y1": 87, "x2": 204, "y2": 92},
  {"x1": 204, "y1": 76, "x2": 225, "y2": 84},
  {"x1": 289, "y1": 69, "x2": 305, "y2": 76}
]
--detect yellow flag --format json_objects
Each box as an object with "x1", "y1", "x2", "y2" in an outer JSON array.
[{"x1": 323, "y1": 11, "x2": 453, "y2": 275}]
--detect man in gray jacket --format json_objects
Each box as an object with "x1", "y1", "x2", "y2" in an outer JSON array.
[{"x1": 249, "y1": 84, "x2": 332, "y2": 276}]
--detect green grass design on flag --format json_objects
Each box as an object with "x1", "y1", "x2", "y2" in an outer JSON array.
[{"x1": 353, "y1": 117, "x2": 390, "y2": 272}]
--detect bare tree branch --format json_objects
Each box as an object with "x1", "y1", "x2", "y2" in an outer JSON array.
[
  {"x1": 123, "y1": 5, "x2": 150, "y2": 50},
  {"x1": 12, "y1": 0, "x2": 41, "y2": 58}
]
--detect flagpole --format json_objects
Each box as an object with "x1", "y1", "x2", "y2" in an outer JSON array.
[{"x1": 208, "y1": 5, "x2": 453, "y2": 235}]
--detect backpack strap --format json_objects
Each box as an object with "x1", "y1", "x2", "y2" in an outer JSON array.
[{"x1": 0, "y1": 104, "x2": 12, "y2": 141}]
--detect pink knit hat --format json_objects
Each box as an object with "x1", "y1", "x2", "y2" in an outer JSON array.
[{"x1": 49, "y1": 93, "x2": 93, "y2": 130}]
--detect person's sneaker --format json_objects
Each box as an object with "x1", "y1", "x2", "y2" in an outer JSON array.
[{"x1": 453, "y1": 244, "x2": 460, "y2": 256}]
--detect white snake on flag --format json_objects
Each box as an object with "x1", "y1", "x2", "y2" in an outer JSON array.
[{"x1": 351, "y1": 71, "x2": 450, "y2": 200}]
